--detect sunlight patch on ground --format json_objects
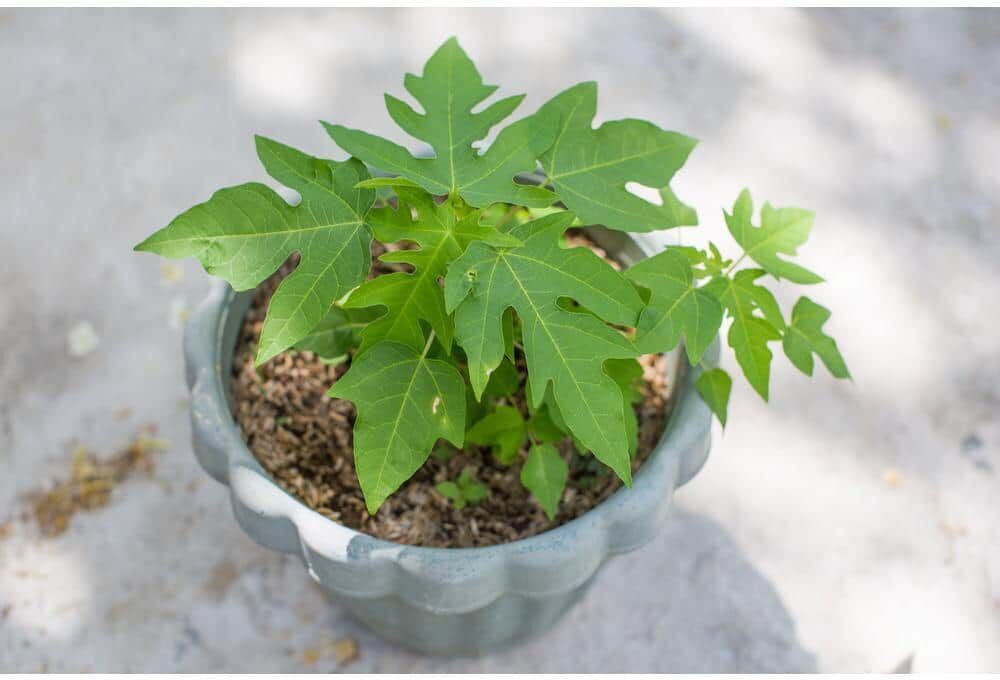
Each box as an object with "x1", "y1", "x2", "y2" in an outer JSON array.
[{"x1": 0, "y1": 542, "x2": 91, "y2": 641}]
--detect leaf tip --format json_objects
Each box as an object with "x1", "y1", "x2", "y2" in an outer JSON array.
[
  {"x1": 254, "y1": 342, "x2": 281, "y2": 368},
  {"x1": 252, "y1": 134, "x2": 276, "y2": 165},
  {"x1": 363, "y1": 494, "x2": 385, "y2": 516},
  {"x1": 319, "y1": 119, "x2": 342, "y2": 139}
]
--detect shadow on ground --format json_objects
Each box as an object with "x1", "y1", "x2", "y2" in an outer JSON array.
[
  {"x1": 374, "y1": 509, "x2": 818, "y2": 673},
  {"x1": 1, "y1": 495, "x2": 816, "y2": 672}
]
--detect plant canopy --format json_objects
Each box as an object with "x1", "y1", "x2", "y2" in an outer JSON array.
[{"x1": 137, "y1": 37, "x2": 849, "y2": 517}]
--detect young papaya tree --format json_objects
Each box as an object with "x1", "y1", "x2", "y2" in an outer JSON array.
[{"x1": 136, "y1": 37, "x2": 848, "y2": 517}]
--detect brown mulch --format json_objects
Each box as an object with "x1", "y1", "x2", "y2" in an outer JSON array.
[{"x1": 230, "y1": 232, "x2": 674, "y2": 548}]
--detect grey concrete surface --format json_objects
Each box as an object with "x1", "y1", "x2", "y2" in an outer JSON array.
[{"x1": 1, "y1": 7, "x2": 998, "y2": 673}]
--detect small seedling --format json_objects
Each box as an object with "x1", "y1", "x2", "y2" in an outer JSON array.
[
  {"x1": 136, "y1": 38, "x2": 849, "y2": 518},
  {"x1": 436, "y1": 468, "x2": 488, "y2": 510}
]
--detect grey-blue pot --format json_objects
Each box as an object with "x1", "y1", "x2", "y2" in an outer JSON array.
[{"x1": 183, "y1": 227, "x2": 714, "y2": 656}]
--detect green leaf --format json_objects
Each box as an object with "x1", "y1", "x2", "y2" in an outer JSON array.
[
  {"x1": 466, "y1": 405, "x2": 527, "y2": 465},
  {"x1": 626, "y1": 249, "x2": 724, "y2": 364},
  {"x1": 709, "y1": 268, "x2": 786, "y2": 331},
  {"x1": 445, "y1": 212, "x2": 642, "y2": 485},
  {"x1": 695, "y1": 368, "x2": 732, "y2": 427},
  {"x1": 436, "y1": 481, "x2": 461, "y2": 497},
  {"x1": 480, "y1": 203, "x2": 534, "y2": 233},
  {"x1": 431, "y1": 443, "x2": 457, "y2": 461},
  {"x1": 783, "y1": 297, "x2": 850, "y2": 379},
  {"x1": 135, "y1": 137, "x2": 375, "y2": 365},
  {"x1": 520, "y1": 443, "x2": 568, "y2": 520},
  {"x1": 605, "y1": 358, "x2": 643, "y2": 456},
  {"x1": 606, "y1": 357, "x2": 643, "y2": 403},
  {"x1": 437, "y1": 469, "x2": 488, "y2": 509},
  {"x1": 726, "y1": 189, "x2": 823, "y2": 285},
  {"x1": 704, "y1": 272, "x2": 782, "y2": 400},
  {"x1": 678, "y1": 243, "x2": 731, "y2": 279},
  {"x1": 328, "y1": 341, "x2": 466, "y2": 513},
  {"x1": 529, "y1": 387, "x2": 584, "y2": 452},
  {"x1": 458, "y1": 471, "x2": 489, "y2": 503},
  {"x1": 354, "y1": 176, "x2": 424, "y2": 190},
  {"x1": 344, "y1": 188, "x2": 519, "y2": 353},
  {"x1": 501, "y1": 308, "x2": 517, "y2": 361},
  {"x1": 293, "y1": 305, "x2": 380, "y2": 359},
  {"x1": 482, "y1": 357, "x2": 521, "y2": 399},
  {"x1": 435, "y1": 480, "x2": 466, "y2": 509},
  {"x1": 536, "y1": 82, "x2": 697, "y2": 232},
  {"x1": 527, "y1": 404, "x2": 567, "y2": 444},
  {"x1": 325, "y1": 37, "x2": 556, "y2": 208}
]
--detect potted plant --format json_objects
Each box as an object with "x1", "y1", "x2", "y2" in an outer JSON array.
[{"x1": 136, "y1": 37, "x2": 849, "y2": 655}]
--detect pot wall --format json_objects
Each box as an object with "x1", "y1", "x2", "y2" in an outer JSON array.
[{"x1": 184, "y1": 228, "x2": 714, "y2": 655}]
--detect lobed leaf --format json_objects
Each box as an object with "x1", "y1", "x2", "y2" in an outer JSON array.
[
  {"x1": 626, "y1": 249, "x2": 724, "y2": 364},
  {"x1": 536, "y1": 82, "x2": 697, "y2": 232},
  {"x1": 783, "y1": 297, "x2": 850, "y2": 379},
  {"x1": 325, "y1": 37, "x2": 557, "y2": 208},
  {"x1": 726, "y1": 189, "x2": 823, "y2": 285},
  {"x1": 328, "y1": 341, "x2": 466, "y2": 513},
  {"x1": 445, "y1": 212, "x2": 642, "y2": 484},
  {"x1": 135, "y1": 137, "x2": 375, "y2": 365},
  {"x1": 704, "y1": 271, "x2": 783, "y2": 400}
]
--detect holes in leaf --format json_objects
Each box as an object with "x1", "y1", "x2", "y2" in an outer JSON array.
[{"x1": 624, "y1": 182, "x2": 662, "y2": 205}]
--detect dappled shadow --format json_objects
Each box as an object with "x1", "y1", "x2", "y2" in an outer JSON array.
[
  {"x1": 0, "y1": 500, "x2": 816, "y2": 672},
  {"x1": 410, "y1": 509, "x2": 819, "y2": 673}
]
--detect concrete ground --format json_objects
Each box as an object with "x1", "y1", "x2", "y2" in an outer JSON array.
[{"x1": 1, "y1": 8, "x2": 998, "y2": 673}]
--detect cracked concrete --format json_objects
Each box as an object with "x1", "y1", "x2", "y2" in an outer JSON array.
[{"x1": 1, "y1": 8, "x2": 998, "y2": 672}]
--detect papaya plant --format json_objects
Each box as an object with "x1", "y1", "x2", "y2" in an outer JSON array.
[{"x1": 136, "y1": 37, "x2": 849, "y2": 518}]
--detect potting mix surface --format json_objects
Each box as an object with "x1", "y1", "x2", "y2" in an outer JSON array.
[{"x1": 230, "y1": 233, "x2": 674, "y2": 548}]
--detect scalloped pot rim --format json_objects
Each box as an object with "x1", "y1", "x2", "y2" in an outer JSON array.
[{"x1": 182, "y1": 228, "x2": 715, "y2": 649}]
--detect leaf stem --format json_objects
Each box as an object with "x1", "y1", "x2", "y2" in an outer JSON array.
[
  {"x1": 724, "y1": 251, "x2": 749, "y2": 277},
  {"x1": 421, "y1": 330, "x2": 436, "y2": 359},
  {"x1": 497, "y1": 203, "x2": 520, "y2": 230}
]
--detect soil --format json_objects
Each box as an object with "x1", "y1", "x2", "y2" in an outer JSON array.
[{"x1": 230, "y1": 231, "x2": 675, "y2": 548}]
